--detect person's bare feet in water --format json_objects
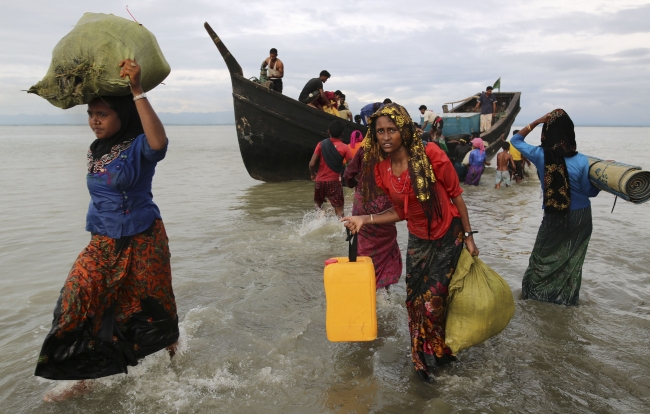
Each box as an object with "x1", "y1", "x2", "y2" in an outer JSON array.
[
  {"x1": 166, "y1": 342, "x2": 179, "y2": 359},
  {"x1": 43, "y1": 380, "x2": 94, "y2": 403}
]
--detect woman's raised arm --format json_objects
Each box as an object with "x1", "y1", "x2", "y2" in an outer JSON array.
[{"x1": 119, "y1": 59, "x2": 167, "y2": 151}]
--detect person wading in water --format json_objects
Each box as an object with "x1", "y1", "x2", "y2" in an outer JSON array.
[
  {"x1": 35, "y1": 58, "x2": 179, "y2": 402},
  {"x1": 342, "y1": 103, "x2": 479, "y2": 383},
  {"x1": 309, "y1": 119, "x2": 353, "y2": 217}
]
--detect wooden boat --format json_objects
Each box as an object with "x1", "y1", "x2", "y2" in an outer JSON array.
[
  {"x1": 442, "y1": 92, "x2": 521, "y2": 162},
  {"x1": 204, "y1": 22, "x2": 366, "y2": 182},
  {"x1": 205, "y1": 22, "x2": 520, "y2": 181}
]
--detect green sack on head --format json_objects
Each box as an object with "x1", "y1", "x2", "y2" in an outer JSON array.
[
  {"x1": 445, "y1": 249, "x2": 515, "y2": 355},
  {"x1": 28, "y1": 12, "x2": 170, "y2": 109}
]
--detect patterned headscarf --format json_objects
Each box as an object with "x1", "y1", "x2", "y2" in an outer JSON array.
[
  {"x1": 540, "y1": 108, "x2": 577, "y2": 214},
  {"x1": 359, "y1": 103, "x2": 442, "y2": 225}
]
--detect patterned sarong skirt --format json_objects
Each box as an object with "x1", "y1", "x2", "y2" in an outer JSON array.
[
  {"x1": 34, "y1": 219, "x2": 179, "y2": 380},
  {"x1": 464, "y1": 164, "x2": 485, "y2": 186},
  {"x1": 406, "y1": 217, "x2": 464, "y2": 373},
  {"x1": 522, "y1": 207, "x2": 593, "y2": 306}
]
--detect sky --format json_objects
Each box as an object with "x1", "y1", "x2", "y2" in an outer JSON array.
[{"x1": 1, "y1": 0, "x2": 649, "y2": 125}]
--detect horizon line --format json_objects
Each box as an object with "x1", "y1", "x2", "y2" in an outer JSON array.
[{"x1": 0, "y1": 124, "x2": 649, "y2": 127}]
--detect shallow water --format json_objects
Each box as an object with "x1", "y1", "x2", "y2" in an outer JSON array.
[{"x1": 1, "y1": 125, "x2": 649, "y2": 413}]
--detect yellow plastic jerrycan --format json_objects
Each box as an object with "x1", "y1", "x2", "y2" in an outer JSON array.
[{"x1": 323, "y1": 230, "x2": 377, "y2": 342}]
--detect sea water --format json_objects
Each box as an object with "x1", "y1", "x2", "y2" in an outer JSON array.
[{"x1": 1, "y1": 125, "x2": 649, "y2": 413}]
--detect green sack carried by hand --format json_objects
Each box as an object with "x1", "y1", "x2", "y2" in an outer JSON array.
[
  {"x1": 28, "y1": 13, "x2": 170, "y2": 109},
  {"x1": 445, "y1": 249, "x2": 515, "y2": 355}
]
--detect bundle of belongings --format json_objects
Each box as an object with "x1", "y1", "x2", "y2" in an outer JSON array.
[
  {"x1": 321, "y1": 92, "x2": 340, "y2": 117},
  {"x1": 28, "y1": 13, "x2": 170, "y2": 109},
  {"x1": 586, "y1": 156, "x2": 650, "y2": 204},
  {"x1": 445, "y1": 249, "x2": 515, "y2": 355}
]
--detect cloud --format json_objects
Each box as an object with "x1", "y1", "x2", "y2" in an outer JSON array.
[{"x1": 0, "y1": 0, "x2": 649, "y2": 124}]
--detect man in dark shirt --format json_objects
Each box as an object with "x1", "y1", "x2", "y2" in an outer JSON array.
[
  {"x1": 299, "y1": 71, "x2": 331, "y2": 110},
  {"x1": 474, "y1": 86, "x2": 498, "y2": 132}
]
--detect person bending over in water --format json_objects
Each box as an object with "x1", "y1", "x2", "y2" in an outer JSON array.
[
  {"x1": 35, "y1": 58, "x2": 179, "y2": 402},
  {"x1": 309, "y1": 119, "x2": 353, "y2": 217},
  {"x1": 342, "y1": 103, "x2": 478, "y2": 383},
  {"x1": 495, "y1": 141, "x2": 515, "y2": 188}
]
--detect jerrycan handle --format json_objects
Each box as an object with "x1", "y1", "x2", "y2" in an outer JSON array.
[{"x1": 345, "y1": 228, "x2": 358, "y2": 262}]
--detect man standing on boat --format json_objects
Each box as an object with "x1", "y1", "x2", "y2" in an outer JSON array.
[
  {"x1": 474, "y1": 86, "x2": 497, "y2": 132},
  {"x1": 262, "y1": 48, "x2": 284, "y2": 93},
  {"x1": 299, "y1": 70, "x2": 332, "y2": 110}
]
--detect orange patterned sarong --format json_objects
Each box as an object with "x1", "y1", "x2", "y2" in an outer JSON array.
[{"x1": 35, "y1": 219, "x2": 179, "y2": 380}]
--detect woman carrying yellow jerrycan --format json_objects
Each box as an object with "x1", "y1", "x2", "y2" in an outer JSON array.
[{"x1": 341, "y1": 103, "x2": 478, "y2": 383}]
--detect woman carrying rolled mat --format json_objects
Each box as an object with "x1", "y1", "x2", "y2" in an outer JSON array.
[
  {"x1": 511, "y1": 109, "x2": 600, "y2": 306},
  {"x1": 343, "y1": 137, "x2": 402, "y2": 291},
  {"x1": 341, "y1": 103, "x2": 479, "y2": 383},
  {"x1": 35, "y1": 58, "x2": 179, "y2": 402}
]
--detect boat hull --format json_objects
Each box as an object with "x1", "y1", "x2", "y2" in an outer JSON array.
[{"x1": 230, "y1": 74, "x2": 366, "y2": 182}]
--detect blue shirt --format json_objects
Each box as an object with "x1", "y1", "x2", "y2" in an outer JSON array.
[
  {"x1": 360, "y1": 102, "x2": 383, "y2": 116},
  {"x1": 478, "y1": 92, "x2": 497, "y2": 115},
  {"x1": 468, "y1": 149, "x2": 486, "y2": 166},
  {"x1": 86, "y1": 134, "x2": 167, "y2": 238},
  {"x1": 511, "y1": 134, "x2": 599, "y2": 210}
]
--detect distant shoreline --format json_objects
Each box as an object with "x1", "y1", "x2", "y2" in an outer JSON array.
[
  {"x1": 0, "y1": 111, "x2": 237, "y2": 126},
  {"x1": 0, "y1": 124, "x2": 647, "y2": 127},
  {"x1": 0, "y1": 123, "x2": 237, "y2": 126}
]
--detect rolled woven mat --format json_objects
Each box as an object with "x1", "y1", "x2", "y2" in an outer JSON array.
[{"x1": 585, "y1": 156, "x2": 650, "y2": 204}]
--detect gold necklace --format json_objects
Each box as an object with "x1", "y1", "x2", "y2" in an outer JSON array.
[{"x1": 388, "y1": 166, "x2": 410, "y2": 194}]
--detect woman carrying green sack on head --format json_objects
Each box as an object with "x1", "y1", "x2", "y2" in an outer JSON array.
[
  {"x1": 34, "y1": 59, "x2": 179, "y2": 402},
  {"x1": 342, "y1": 103, "x2": 478, "y2": 383}
]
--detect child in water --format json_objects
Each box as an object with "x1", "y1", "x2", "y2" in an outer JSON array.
[{"x1": 495, "y1": 141, "x2": 515, "y2": 188}]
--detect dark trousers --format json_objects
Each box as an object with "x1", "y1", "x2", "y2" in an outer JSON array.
[{"x1": 270, "y1": 78, "x2": 283, "y2": 93}]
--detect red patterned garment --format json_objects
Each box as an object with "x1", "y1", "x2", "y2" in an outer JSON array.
[
  {"x1": 314, "y1": 180, "x2": 345, "y2": 207},
  {"x1": 35, "y1": 219, "x2": 179, "y2": 380},
  {"x1": 405, "y1": 217, "x2": 464, "y2": 374},
  {"x1": 345, "y1": 148, "x2": 402, "y2": 289},
  {"x1": 352, "y1": 189, "x2": 403, "y2": 288}
]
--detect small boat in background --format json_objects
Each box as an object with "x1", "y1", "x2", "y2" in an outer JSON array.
[
  {"x1": 441, "y1": 92, "x2": 521, "y2": 161},
  {"x1": 204, "y1": 22, "x2": 366, "y2": 182}
]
